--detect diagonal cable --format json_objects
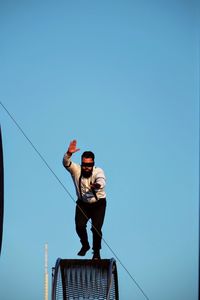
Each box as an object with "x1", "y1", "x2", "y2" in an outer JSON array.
[{"x1": 0, "y1": 100, "x2": 150, "y2": 300}]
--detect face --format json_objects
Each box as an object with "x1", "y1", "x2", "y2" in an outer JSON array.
[{"x1": 81, "y1": 157, "x2": 94, "y2": 178}]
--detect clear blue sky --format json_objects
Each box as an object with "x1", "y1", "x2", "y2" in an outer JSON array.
[{"x1": 0, "y1": 1, "x2": 199, "y2": 299}]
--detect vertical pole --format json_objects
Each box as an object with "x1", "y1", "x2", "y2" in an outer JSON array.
[
  {"x1": 44, "y1": 243, "x2": 49, "y2": 300},
  {"x1": 0, "y1": 126, "x2": 4, "y2": 255}
]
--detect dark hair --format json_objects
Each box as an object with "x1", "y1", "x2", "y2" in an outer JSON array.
[{"x1": 81, "y1": 151, "x2": 95, "y2": 161}]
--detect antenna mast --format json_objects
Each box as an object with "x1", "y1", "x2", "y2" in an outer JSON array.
[{"x1": 44, "y1": 243, "x2": 48, "y2": 300}]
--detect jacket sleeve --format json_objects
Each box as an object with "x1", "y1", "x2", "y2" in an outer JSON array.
[
  {"x1": 63, "y1": 152, "x2": 72, "y2": 168},
  {"x1": 94, "y1": 168, "x2": 106, "y2": 189},
  {"x1": 62, "y1": 152, "x2": 80, "y2": 176}
]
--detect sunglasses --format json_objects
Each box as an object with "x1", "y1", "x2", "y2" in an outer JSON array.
[{"x1": 81, "y1": 162, "x2": 94, "y2": 167}]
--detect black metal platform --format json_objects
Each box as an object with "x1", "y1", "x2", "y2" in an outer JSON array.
[{"x1": 51, "y1": 258, "x2": 119, "y2": 300}]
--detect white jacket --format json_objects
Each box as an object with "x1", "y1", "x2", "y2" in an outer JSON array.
[{"x1": 63, "y1": 153, "x2": 106, "y2": 203}]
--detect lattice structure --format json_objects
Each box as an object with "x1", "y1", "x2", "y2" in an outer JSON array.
[{"x1": 52, "y1": 259, "x2": 119, "y2": 300}]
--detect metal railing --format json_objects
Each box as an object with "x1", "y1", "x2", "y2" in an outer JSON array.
[{"x1": 52, "y1": 258, "x2": 119, "y2": 300}]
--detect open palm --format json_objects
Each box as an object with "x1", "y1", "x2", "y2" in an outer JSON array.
[{"x1": 68, "y1": 140, "x2": 80, "y2": 154}]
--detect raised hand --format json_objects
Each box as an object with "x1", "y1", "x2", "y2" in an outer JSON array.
[{"x1": 67, "y1": 140, "x2": 80, "y2": 154}]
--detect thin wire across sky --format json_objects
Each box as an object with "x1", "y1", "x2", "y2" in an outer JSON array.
[{"x1": 0, "y1": 100, "x2": 150, "y2": 300}]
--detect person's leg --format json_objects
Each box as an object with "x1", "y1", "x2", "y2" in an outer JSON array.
[
  {"x1": 91, "y1": 199, "x2": 106, "y2": 254},
  {"x1": 75, "y1": 202, "x2": 90, "y2": 255}
]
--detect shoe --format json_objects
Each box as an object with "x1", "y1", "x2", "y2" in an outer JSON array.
[
  {"x1": 92, "y1": 250, "x2": 101, "y2": 260},
  {"x1": 77, "y1": 245, "x2": 90, "y2": 256}
]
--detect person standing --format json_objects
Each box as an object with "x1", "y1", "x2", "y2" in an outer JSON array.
[{"x1": 63, "y1": 140, "x2": 106, "y2": 260}]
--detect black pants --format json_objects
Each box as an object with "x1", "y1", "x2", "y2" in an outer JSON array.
[{"x1": 75, "y1": 198, "x2": 106, "y2": 251}]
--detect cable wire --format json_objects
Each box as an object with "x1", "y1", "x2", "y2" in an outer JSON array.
[{"x1": 0, "y1": 100, "x2": 150, "y2": 300}]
